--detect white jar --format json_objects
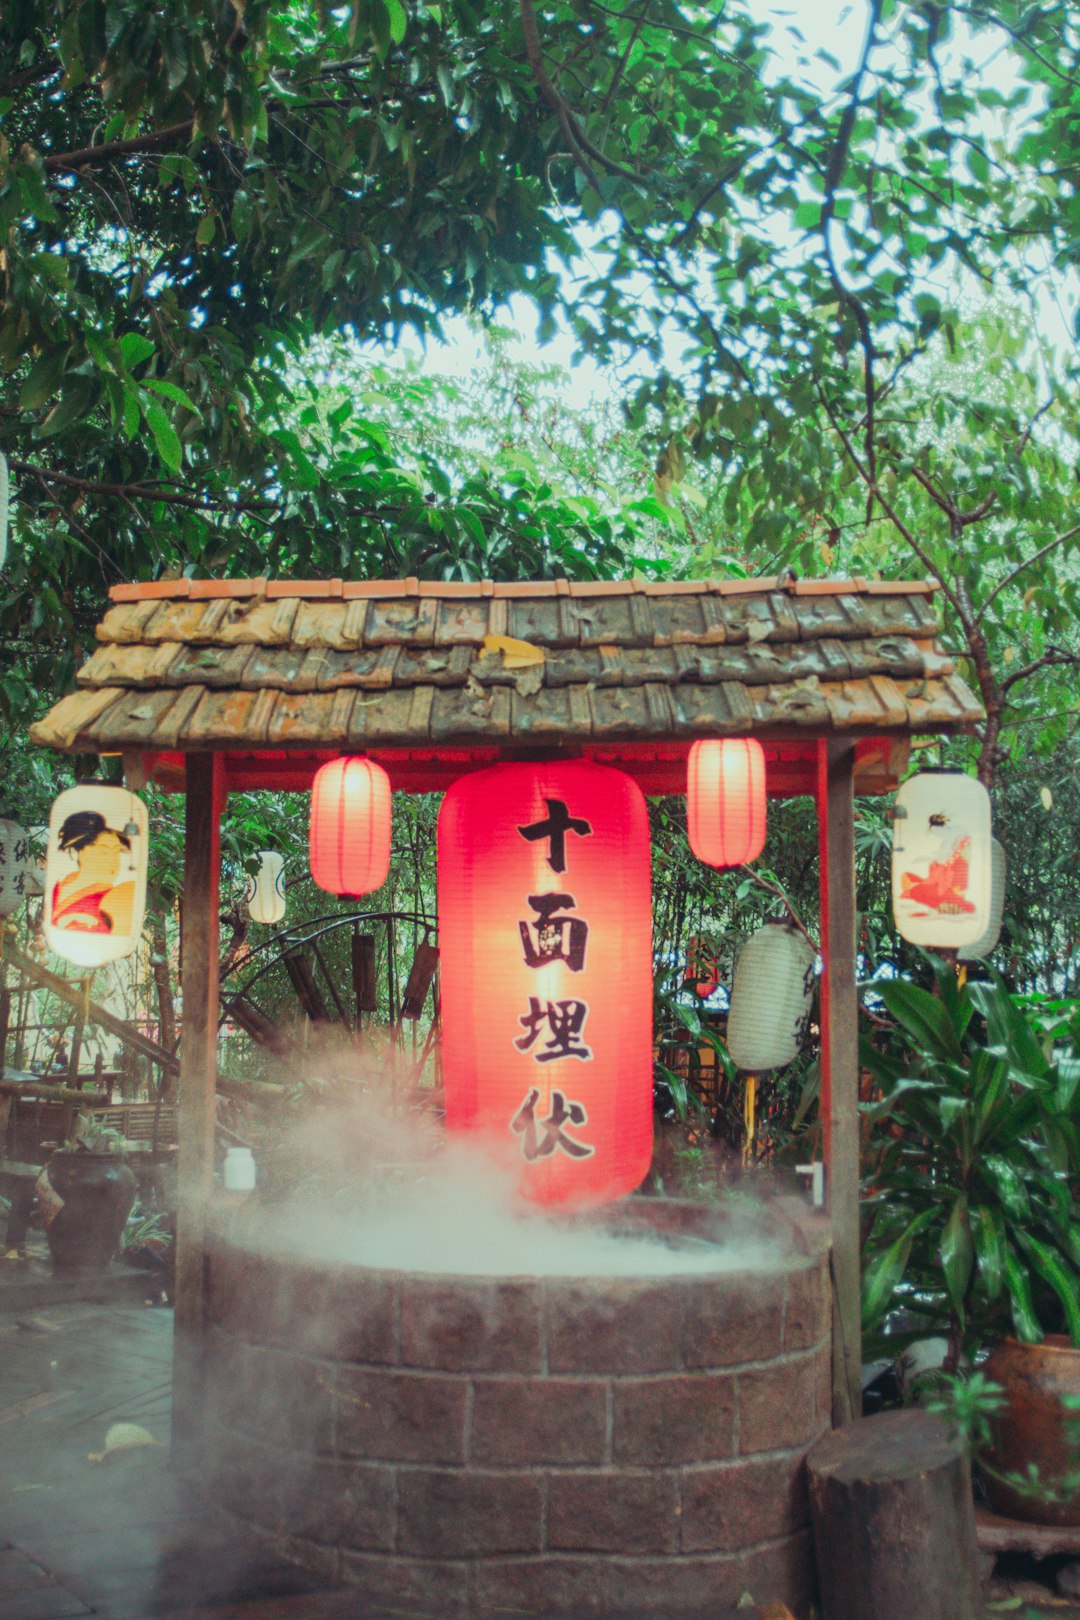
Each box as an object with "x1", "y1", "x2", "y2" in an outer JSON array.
[{"x1": 223, "y1": 1145, "x2": 256, "y2": 1193}]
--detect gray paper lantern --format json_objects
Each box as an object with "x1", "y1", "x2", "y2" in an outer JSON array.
[
  {"x1": 958, "y1": 839, "x2": 1006, "y2": 962},
  {"x1": 727, "y1": 921, "x2": 816, "y2": 1072},
  {"x1": 0, "y1": 818, "x2": 31, "y2": 916}
]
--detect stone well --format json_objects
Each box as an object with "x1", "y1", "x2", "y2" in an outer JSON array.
[{"x1": 204, "y1": 1197, "x2": 830, "y2": 1618}]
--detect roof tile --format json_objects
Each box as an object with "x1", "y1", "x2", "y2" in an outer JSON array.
[
  {"x1": 34, "y1": 575, "x2": 983, "y2": 761},
  {"x1": 865, "y1": 578, "x2": 936, "y2": 594},
  {"x1": 789, "y1": 577, "x2": 868, "y2": 596},
  {"x1": 433, "y1": 599, "x2": 493, "y2": 646},
  {"x1": 342, "y1": 579, "x2": 413, "y2": 599},
  {"x1": 566, "y1": 579, "x2": 637, "y2": 597},
  {"x1": 266, "y1": 579, "x2": 342, "y2": 599},
  {"x1": 364, "y1": 597, "x2": 437, "y2": 646},
  {"x1": 109, "y1": 579, "x2": 191, "y2": 603},
  {"x1": 189, "y1": 578, "x2": 265, "y2": 600}
]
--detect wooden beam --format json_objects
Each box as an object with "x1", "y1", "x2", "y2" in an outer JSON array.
[
  {"x1": 172, "y1": 752, "x2": 225, "y2": 1469},
  {"x1": 0, "y1": 943, "x2": 179, "y2": 1072},
  {"x1": 144, "y1": 735, "x2": 906, "y2": 799},
  {"x1": 817, "y1": 738, "x2": 862, "y2": 1425}
]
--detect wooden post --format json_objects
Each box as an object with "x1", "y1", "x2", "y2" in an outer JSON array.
[
  {"x1": 172, "y1": 753, "x2": 225, "y2": 1469},
  {"x1": 817, "y1": 738, "x2": 862, "y2": 1425}
]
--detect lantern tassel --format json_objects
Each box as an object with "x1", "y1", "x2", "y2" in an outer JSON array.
[{"x1": 742, "y1": 1074, "x2": 757, "y2": 1168}]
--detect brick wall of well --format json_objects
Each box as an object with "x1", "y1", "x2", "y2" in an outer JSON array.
[{"x1": 204, "y1": 1198, "x2": 830, "y2": 1619}]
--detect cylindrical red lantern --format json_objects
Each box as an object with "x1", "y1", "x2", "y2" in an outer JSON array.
[
  {"x1": 309, "y1": 757, "x2": 391, "y2": 897},
  {"x1": 438, "y1": 760, "x2": 653, "y2": 1209},
  {"x1": 687, "y1": 739, "x2": 767, "y2": 868}
]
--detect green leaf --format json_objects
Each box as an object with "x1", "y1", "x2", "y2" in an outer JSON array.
[
  {"x1": 981, "y1": 1155, "x2": 1032, "y2": 1219},
  {"x1": 19, "y1": 349, "x2": 68, "y2": 409},
  {"x1": 272, "y1": 429, "x2": 320, "y2": 489},
  {"x1": 969, "y1": 973, "x2": 1049, "y2": 1076},
  {"x1": 37, "y1": 377, "x2": 97, "y2": 437},
  {"x1": 0, "y1": 451, "x2": 8, "y2": 571},
  {"x1": 1055, "y1": 1054, "x2": 1080, "y2": 1114},
  {"x1": 144, "y1": 379, "x2": 201, "y2": 415},
  {"x1": 120, "y1": 385, "x2": 140, "y2": 442},
  {"x1": 878, "y1": 979, "x2": 964, "y2": 1063},
  {"x1": 971, "y1": 1049, "x2": 1010, "y2": 1143},
  {"x1": 971, "y1": 1205, "x2": 1006, "y2": 1301},
  {"x1": 231, "y1": 190, "x2": 253, "y2": 241},
  {"x1": 941, "y1": 1195, "x2": 974, "y2": 1318},
  {"x1": 965, "y1": 145, "x2": 990, "y2": 184},
  {"x1": 939, "y1": 1095, "x2": 969, "y2": 1132},
  {"x1": 385, "y1": 0, "x2": 407, "y2": 43},
  {"x1": 142, "y1": 400, "x2": 183, "y2": 472},
  {"x1": 862, "y1": 1208, "x2": 937, "y2": 1328},
  {"x1": 118, "y1": 333, "x2": 155, "y2": 370},
  {"x1": 860, "y1": 1078, "x2": 940, "y2": 1125},
  {"x1": 1014, "y1": 1231, "x2": 1080, "y2": 1347},
  {"x1": 1003, "y1": 1246, "x2": 1043, "y2": 1344},
  {"x1": 195, "y1": 213, "x2": 216, "y2": 247}
]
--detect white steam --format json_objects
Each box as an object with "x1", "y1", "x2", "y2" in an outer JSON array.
[{"x1": 232, "y1": 1051, "x2": 791, "y2": 1277}]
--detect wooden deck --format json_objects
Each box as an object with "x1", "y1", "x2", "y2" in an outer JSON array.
[
  {"x1": 0, "y1": 1299, "x2": 361, "y2": 1618},
  {"x1": 0, "y1": 1293, "x2": 1076, "y2": 1618}
]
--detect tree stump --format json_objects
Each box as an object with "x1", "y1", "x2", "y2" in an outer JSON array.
[{"x1": 807, "y1": 1407, "x2": 983, "y2": 1620}]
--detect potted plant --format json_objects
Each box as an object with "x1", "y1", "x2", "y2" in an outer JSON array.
[
  {"x1": 35, "y1": 1111, "x2": 139, "y2": 1274},
  {"x1": 859, "y1": 956, "x2": 1080, "y2": 1522}
]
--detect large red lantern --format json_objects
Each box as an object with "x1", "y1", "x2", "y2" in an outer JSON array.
[
  {"x1": 309, "y1": 757, "x2": 391, "y2": 897},
  {"x1": 687, "y1": 738, "x2": 767, "y2": 868},
  {"x1": 438, "y1": 760, "x2": 653, "y2": 1208}
]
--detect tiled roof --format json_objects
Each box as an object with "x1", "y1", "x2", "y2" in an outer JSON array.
[{"x1": 30, "y1": 576, "x2": 983, "y2": 754}]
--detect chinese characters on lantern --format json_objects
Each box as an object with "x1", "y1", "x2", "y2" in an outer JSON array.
[
  {"x1": 511, "y1": 801, "x2": 595, "y2": 1157},
  {"x1": 511, "y1": 1087, "x2": 593, "y2": 1161},
  {"x1": 437, "y1": 759, "x2": 653, "y2": 1208},
  {"x1": 0, "y1": 821, "x2": 31, "y2": 917}
]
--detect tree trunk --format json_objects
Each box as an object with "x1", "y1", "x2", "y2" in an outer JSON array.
[{"x1": 807, "y1": 1408, "x2": 983, "y2": 1620}]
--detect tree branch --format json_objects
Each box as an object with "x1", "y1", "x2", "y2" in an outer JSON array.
[
  {"x1": 814, "y1": 379, "x2": 967, "y2": 626},
  {"x1": 8, "y1": 459, "x2": 275, "y2": 514},
  {"x1": 908, "y1": 464, "x2": 997, "y2": 529},
  {"x1": 1000, "y1": 645, "x2": 1080, "y2": 696},
  {"x1": 43, "y1": 120, "x2": 195, "y2": 173},
  {"x1": 0, "y1": 62, "x2": 60, "y2": 95},
  {"x1": 975, "y1": 522, "x2": 1080, "y2": 625},
  {"x1": 1015, "y1": 396, "x2": 1053, "y2": 459},
  {"x1": 819, "y1": 0, "x2": 883, "y2": 521},
  {"x1": 519, "y1": 0, "x2": 645, "y2": 189}
]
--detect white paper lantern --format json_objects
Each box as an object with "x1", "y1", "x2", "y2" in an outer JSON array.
[
  {"x1": 43, "y1": 785, "x2": 149, "y2": 966},
  {"x1": 958, "y1": 838, "x2": 1006, "y2": 962},
  {"x1": 726, "y1": 921, "x2": 816, "y2": 1072},
  {"x1": 0, "y1": 819, "x2": 31, "y2": 916},
  {"x1": 891, "y1": 771, "x2": 992, "y2": 950},
  {"x1": 247, "y1": 850, "x2": 286, "y2": 926}
]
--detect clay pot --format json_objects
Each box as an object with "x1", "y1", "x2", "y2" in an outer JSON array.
[
  {"x1": 37, "y1": 1151, "x2": 138, "y2": 1274},
  {"x1": 981, "y1": 1336, "x2": 1080, "y2": 1526}
]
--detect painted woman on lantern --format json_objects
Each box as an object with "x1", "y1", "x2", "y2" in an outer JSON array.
[
  {"x1": 50, "y1": 812, "x2": 137, "y2": 936},
  {"x1": 898, "y1": 810, "x2": 976, "y2": 917}
]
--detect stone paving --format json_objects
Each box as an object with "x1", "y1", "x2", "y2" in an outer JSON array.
[{"x1": 0, "y1": 1294, "x2": 1077, "y2": 1618}]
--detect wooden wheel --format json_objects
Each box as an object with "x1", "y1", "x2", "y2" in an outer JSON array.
[{"x1": 217, "y1": 909, "x2": 440, "y2": 1103}]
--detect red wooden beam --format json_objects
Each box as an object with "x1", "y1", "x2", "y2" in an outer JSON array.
[{"x1": 142, "y1": 736, "x2": 906, "y2": 800}]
